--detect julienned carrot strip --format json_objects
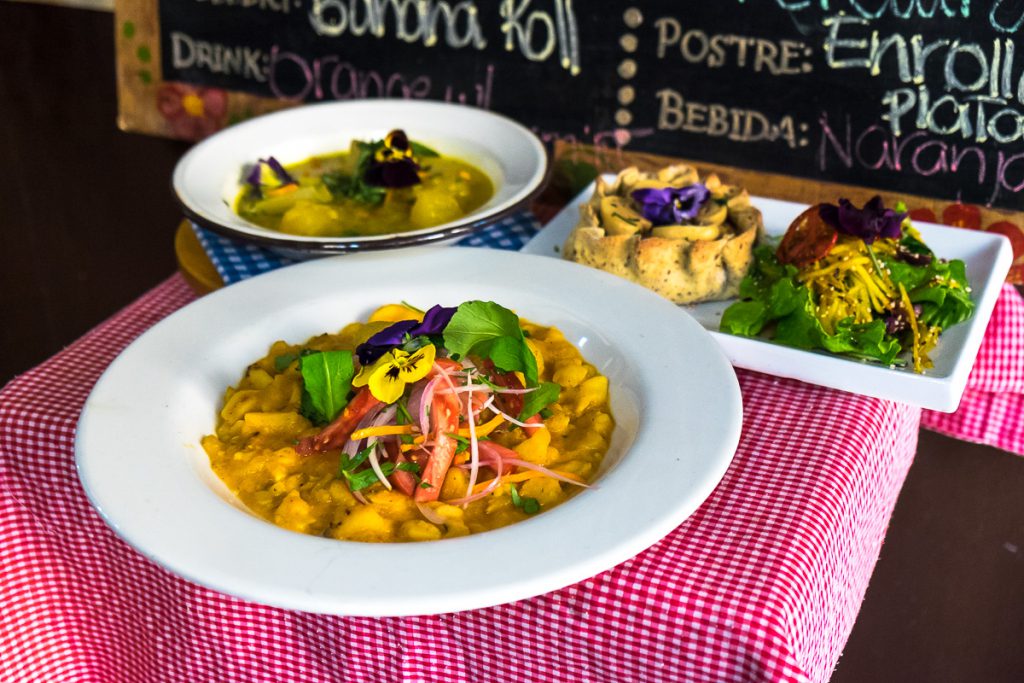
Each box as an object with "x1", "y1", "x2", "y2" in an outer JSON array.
[
  {"x1": 349, "y1": 424, "x2": 417, "y2": 441},
  {"x1": 465, "y1": 468, "x2": 583, "y2": 496},
  {"x1": 266, "y1": 183, "x2": 298, "y2": 197},
  {"x1": 457, "y1": 414, "x2": 504, "y2": 438}
]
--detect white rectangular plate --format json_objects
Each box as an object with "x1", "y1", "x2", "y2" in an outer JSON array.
[{"x1": 523, "y1": 178, "x2": 1014, "y2": 412}]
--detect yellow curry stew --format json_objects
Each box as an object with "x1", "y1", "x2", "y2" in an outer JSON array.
[
  {"x1": 235, "y1": 129, "x2": 493, "y2": 238},
  {"x1": 202, "y1": 300, "x2": 613, "y2": 543}
]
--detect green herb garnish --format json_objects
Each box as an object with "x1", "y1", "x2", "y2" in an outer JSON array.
[
  {"x1": 345, "y1": 463, "x2": 396, "y2": 492},
  {"x1": 320, "y1": 141, "x2": 389, "y2": 206},
  {"x1": 409, "y1": 141, "x2": 439, "y2": 158},
  {"x1": 299, "y1": 350, "x2": 355, "y2": 426},
  {"x1": 510, "y1": 484, "x2": 540, "y2": 514},
  {"x1": 339, "y1": 444, "x2": 374, "y2": 477}
]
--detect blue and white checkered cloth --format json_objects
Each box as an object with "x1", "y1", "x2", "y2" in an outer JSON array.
[{"x1": 191, "y1": 212, "x2": 541, "y2": 286}]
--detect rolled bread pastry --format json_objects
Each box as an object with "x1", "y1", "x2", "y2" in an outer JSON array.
[{"x1": 563, "y1": 165, "x2": 763, "y2": 304}]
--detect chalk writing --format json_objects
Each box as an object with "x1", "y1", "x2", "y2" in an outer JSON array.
[
  {"x1": 194, "y1": 0, "x2": 293, "y2": 14},
  {"x1": 818, "y1": 110, "x2": 1024, "y2": 204},
  {"x1": 499, "y1": 0, "x2": 580, "y2": 74},
  {"x1": 152, "y1": 0, "x2": 1024, "y2": 210},
  {"x1": 268, "y1": 45, "x2": 494, "y2": 108},
  {"x1": 654, "y1": 20, "x2": 811, "y2": 75},
  {"x1": 657, "y1": 89, "x2": 803, "y2": 148},
  {"x1": 775, "y1": 0, "x2": 969, "y2": 21},
  {"x1": 825, "y1": 15, "x2": 1024, "y2": 145},
  {"x1": 171, "y1": 32, "x2": 268, "y2": 82},
  {"x1": 307, "y1": 0, "x2": 487, "y2": 50}
]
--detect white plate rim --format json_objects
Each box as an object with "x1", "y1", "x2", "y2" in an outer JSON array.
[
  {"x1": 172, "y1": 100, "x2": 550, "y2": 255},
  {"x1": 75, "y1": 247, "x2": 742, "y2": 616},
  {"x1": 523, "y1": 177, "x2": 1014, "y2": 412}
]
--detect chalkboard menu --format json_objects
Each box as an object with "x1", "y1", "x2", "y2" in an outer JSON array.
[{"x1": 115, "y1": 0, "x2": 1024, "y2": 276}]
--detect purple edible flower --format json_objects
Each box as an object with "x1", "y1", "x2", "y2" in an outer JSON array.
[
  {"x1": 417, "y1": 304, "x2": 457, "y2": 336},
  {"x1": 819, "y1": 196, "x2": 906, "y2": 244},
  {"x1": 266, "y1": 157, "x2": 295, "y2": 184},
  {"x1": 364, "y1": 129, "x2": 421, "y2": 189},
  {"x1": 364, "y1": 160, "x2": 421, "y2": 188},
  {"x1": 244, "y1": 157, "x2": 295, "y2": 197},
  {"x1": 356, "y1": 305, "x2": 456, "y2": 365},
  {"x1": 630, "y1": 184, "x2": 710, "y2": 226}
]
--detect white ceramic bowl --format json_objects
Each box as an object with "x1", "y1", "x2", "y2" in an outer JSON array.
[
  {"x1": 172, "y1": 100, "x2": 548, "y2": 258},
  {"x1": 76, "y1": 248, "x2": 743, "y2": 616}
]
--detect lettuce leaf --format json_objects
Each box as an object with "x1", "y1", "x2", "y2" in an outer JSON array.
[{"x1": 722, "y1": 248, "x2": 902, "y2": 365}]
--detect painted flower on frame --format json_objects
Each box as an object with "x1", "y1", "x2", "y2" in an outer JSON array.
[{"x1": 156, "y1": 83, "x2": 228, "y2": 141}]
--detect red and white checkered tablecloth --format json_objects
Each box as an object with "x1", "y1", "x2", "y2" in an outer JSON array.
[
  {"x1": 1, "y1": 277, "x2": 1021, "y2": 683},
  {"x1": 921, "y1": 284, "x2": 1024, "y2": 455}
]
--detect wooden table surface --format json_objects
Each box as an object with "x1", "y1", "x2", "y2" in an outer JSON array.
[{"x1": 2, "y1": 5, "x2": 1022, "y2": 681}]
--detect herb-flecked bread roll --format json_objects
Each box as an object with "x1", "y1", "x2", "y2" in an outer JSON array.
[{"x1": 563, "y1": 165, "x2": 763, "y2": 304}]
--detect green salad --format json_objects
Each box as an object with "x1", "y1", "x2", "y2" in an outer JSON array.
[{"x1": 720, "y1": 197, "x2": 974, "y2": 372}]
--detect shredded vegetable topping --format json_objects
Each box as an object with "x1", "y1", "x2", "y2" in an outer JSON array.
[{"x1": 289, "y1": 300, "x2": 597, "y2": 525}]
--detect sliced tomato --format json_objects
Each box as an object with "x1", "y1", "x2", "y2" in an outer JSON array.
[
  {"x1": 776, "y1": 204, "x2": 839, "y2": 267},
  {"x1": 415, "y1": 388, "x2": 459, "y2": 502},
  {"x1": 479, "y1": 359, "x2": 524, "y2": 416},
  {"x1": 296, "y1": 386, "x2": 381, "y2": 455},
  {"x1": 386, "y1": 442, "x2": 418, "y2": 497}
]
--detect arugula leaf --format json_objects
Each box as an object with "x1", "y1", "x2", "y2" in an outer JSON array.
[
  {"x1": 900, "y1": 232, "x2": 933, "y2": 257},
  {"x1": 913, "y1": 281, "x2": 974, "y2": 329},
  {"x1": 443, "y1": 301, "x2": 539, "y2": 386},
  {"x1": 299, "y1": 350, "x2": 355, "y2": 426},
  {"x1": 444, "y1": 301, "x2": 522, "y2": 353},
  {"x1": 509, "y1": 484, "x2": 540, "y2": 514},
  {"x1": 396, "y1": 462, "x2": 421, "y2": 474},
  {"x1": 518, "y1": 382, "x2": 560, "y2": 421},
  {"x1": 486, "y1": 336, "x2": 539, "y2": 386}
]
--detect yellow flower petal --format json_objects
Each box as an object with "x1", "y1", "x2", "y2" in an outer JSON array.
[
  {"x1": 356, "y1": 345, "x2": 437, "y2": 403},
  {"x1": 368, "y1": 364, "x2": 406, "y2": 404},
  {"x1": 400, "y1": 345, "x2": 435, "y2": 383},
  {"x1": 353, "y1": 352, "x2": 393, "y2": 387}
]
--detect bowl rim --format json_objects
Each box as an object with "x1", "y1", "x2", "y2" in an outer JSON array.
[{"x1": 171, "y1": 100, "x2": 551, "y2": 254}]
